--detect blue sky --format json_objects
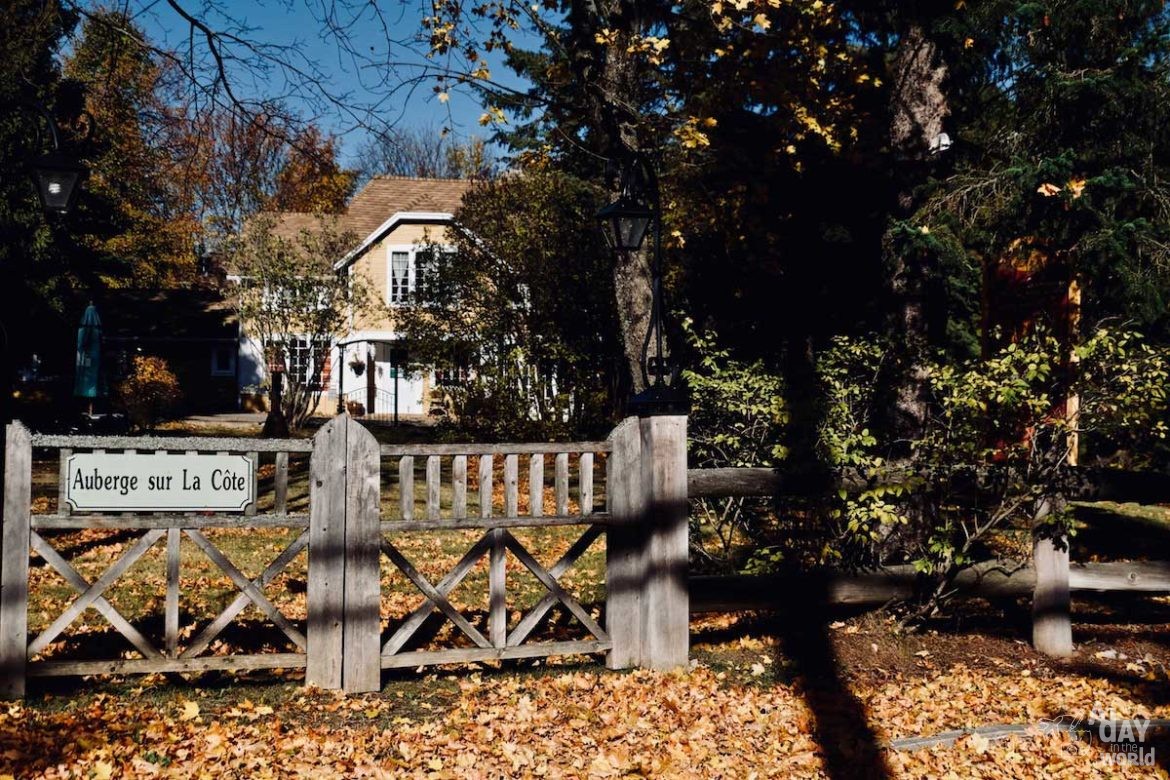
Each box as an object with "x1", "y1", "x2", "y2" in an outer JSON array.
[{"x1": 119, "y1": 1, "x2": 536, "y2": 166}]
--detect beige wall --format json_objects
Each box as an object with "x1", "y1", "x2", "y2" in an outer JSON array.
[{"x1": 350, "y1": 223, "x2": 455, "y2": 332}]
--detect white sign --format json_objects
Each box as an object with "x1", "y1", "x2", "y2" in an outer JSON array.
[{"x1": 66, "y1": 453, "x2": 255, "y2": 512}]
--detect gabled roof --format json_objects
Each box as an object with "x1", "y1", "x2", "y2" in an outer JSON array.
[
  {"x1": 345, "y1": 176, "x2": 473, "y2": 238},
  {"x1": 332, "y1": 176, "x2": 476, "y2": 270},
  {"x1": 226, "y1": 212, "x2": 353, "y2": 276},
  {"x1": 250, "y1": 177, "x2": 475, "y2": 272}
]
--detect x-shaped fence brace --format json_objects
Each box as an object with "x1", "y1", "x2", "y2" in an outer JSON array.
[
  {"x1": 27, "y1": 528, "x2": 308, "y2": 661},
  {"x1": 380, "y1": 524, "x2": 609, "y2": 658}
]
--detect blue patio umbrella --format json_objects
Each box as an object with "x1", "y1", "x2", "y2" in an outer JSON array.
[{"x1": 74, "y1": 303, "x2": 102, "y2": 402}]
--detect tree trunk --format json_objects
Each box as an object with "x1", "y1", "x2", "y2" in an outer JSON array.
[
  {"x1": 613, "y1": 251, "x2": 653, "y2": 394},
  {"x1": 568, "y1": 0, "x2": 655, "y2": 395},
  {"x1": 885, "y1": 24, "x2": 949, "y2": 450}
]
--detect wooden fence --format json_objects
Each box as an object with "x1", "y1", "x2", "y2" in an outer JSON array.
[
  {"x1": 0, "y1": 414, "x2": 690, "y2": 697},
  {"x1": 6, "y1": 408, "x2": 1165, "y2": 699},
  {"x1": 1, "y1": 426, "x2": 314, "y2": 698},
  {"x1": 686, "y1": 465, "x2": 1170, "y2": 656}
]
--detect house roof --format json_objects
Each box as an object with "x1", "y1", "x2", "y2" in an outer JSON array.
[
  {"x1": 96, "y1": 289, "x2": 238, "y2": 342},
  {"x1": 244, "y1": 177, "x2": 475, "y2": 272},
  {"x1": 345, "y1": 176, "x2": 473, "y2": 237},
  {"x1": 265, "y1": 212, "x2": 339, "y2": 243},
  {"x1": 225, "y1": 212, "x2": 351, "y2": 276}
]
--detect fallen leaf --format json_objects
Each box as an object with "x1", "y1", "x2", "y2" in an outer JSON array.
[{"x1": 179, "y1": 700, "x2": 200, "y2": 721}]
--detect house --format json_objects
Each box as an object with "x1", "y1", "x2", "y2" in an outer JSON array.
[{"x1": 240, "y1": 176, "x2": 474, "y2": 420}]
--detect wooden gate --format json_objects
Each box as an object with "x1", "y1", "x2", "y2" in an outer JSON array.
[
  {"x1": 0, "y1": 426, "x2": 313, "y2": 698},
  {"x1": 1, "y1": 414, "x2": 689, "y2": 698}
]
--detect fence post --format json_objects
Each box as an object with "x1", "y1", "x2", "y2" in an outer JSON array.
[
  {"x1": 342, "y1": 417, "x2": 381, "y2": 693},
  {"x1": 638, "y1": 414, "x2": 689, "y2": 670},
  {"x1": 606, "y1": 417, "x2": 644, "y2": 669},
  {"x1": 307, "y1": 417, "x2": 346, "y2": 688},
  {"x1": 1, "y1": 422, "x2": 32, "y2": 699},
  {"x1": 1033, "y1": 496, "x2": 1073, "y2": 657}
]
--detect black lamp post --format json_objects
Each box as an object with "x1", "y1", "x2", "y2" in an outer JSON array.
[
  {"x1": 1, "y1": 102, "x2": 89, "y2": 493},
  {"x1": 25, "y1": 101, "x2": 88, "y2": 215},
  {"x1": 597, "y1": 153, "x2": 687, "y2": 416}
]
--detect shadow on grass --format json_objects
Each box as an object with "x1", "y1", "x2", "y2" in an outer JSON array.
[
  {"x1": 695, "y1": 587, "x2": 891, "y2": 779},
  {"x1": 771, "y1": 581, "x2": 892, "y2": 780}
]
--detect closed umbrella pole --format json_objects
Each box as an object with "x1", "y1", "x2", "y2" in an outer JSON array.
[{"x1": 74, "y1": 303, "x2": 102, "y2": 415}]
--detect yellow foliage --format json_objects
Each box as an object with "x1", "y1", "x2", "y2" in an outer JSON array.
[
  {"x1": 478, "y1": 106, "x2": 508, "y2": 126},
  {"x1": 115, "y1": 356, "x2": 182, "y2": 431},
  {"x1": 625, "y1": 34, "x2": 671, "y2": 65},
  {"x1": 674, "y1": 117, "x2": 713, "y2": 149}
]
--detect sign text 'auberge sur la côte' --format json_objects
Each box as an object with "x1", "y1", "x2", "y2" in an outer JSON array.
[{"x1": 65, "y1": 452, "x2": 255, "y2": 512}]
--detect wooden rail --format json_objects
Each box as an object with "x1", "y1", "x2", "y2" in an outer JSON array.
[
  {"x1": 689, "y1": 560, "x2": 1170, "y2": 613},
  {"x1": 1, "y1": 426, "x2": 314, "y2": 697},
  {"x1": 687, "y1": 465, "x2": 1170, "y2": 503},
  {"x1": 30, "y1": 433, "x2": 313, "y2": 453},
  {"x1": 1, "y1": 416, "x2": 692, "y2": 699},
  {"x1": 374, "y1": 441, "x2": 617, "y2": 674},
  {"x1": 378, "y1": 441, "x2": 611, "y2": 456},
  {"x1": 688, "y1": 464, "x2": 1170, "y2": 657}
]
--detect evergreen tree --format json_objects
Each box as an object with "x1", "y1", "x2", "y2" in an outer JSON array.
[
  {"x1": 0, "y1": 1, "x2": 95, "y2": 397},
  {"x1": 64, "y1": 10, "x2": 200, "y2": 288},
  {"x1": 925, "y1": 1, "x2": 1170, "y2": 338}
]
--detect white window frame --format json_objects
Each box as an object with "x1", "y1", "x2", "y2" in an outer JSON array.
[
  {"x1": 385, "y1": 244, "x2": 456, "y2": 307},
  {"x1": 210, "y1": 344, "x2": 237, "y2": 377},
  {"x1": 269, "y1": 336, "x2": 331, "y2": 389}
]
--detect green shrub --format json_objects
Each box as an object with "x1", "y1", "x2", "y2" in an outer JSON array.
[
  {"x1": 682, "y1": 318, "x2": 787, "y2": 572},
  {"x1": 686, "y1": 322, "x2": 1170, "y2": 621}
]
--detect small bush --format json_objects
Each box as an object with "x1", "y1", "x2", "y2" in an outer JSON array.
[
  {"x1": 116, "y1": 356, "x2": 182, "y2": 430},
  {"x1": 682, "y1": 318, "x2": 788, "y2": 572}
]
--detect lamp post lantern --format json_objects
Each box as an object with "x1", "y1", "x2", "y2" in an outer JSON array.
[
  {"x1": 597, "y1": 153, "x2": 687, "y2": 416},
  {"x1": 596, "y1": 192, "x2": 654, "y2": 252},
  {"x1": 1, "y1": 102, "x2": 89, "y2": 492},
  {"x1": 24, "y1": 101, "x2": 88, "y2": 215},
  {"x1": 32, "y1": 150, "x2": 88, "y2": 214}
]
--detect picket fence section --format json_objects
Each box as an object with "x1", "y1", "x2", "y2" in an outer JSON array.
[{"x1": 0, "y1": 415, "x2": 689, "y2": 697}]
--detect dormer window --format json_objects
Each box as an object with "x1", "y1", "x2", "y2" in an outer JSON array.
[
  {"x1": 387, "y1": 245, "x2": 455, "y2": 306},
  {"x1": 390, "y1": 250, "x2": 411, "y2": 304}
]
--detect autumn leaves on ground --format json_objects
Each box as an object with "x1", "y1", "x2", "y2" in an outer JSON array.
[
  {"x1": 10, "y1": 445, "x2": 1170, "y2": 778},
  {"x1": 4, "y1": 609, "x2": 1170, "y2": 779},
  {"x1": 9, "y1": 517, "x2": 1170, "y2": 779}
]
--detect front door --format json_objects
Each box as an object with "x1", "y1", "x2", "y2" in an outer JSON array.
[{"x1": 373, "y1": 344, "x2": 426, "y2": 416}]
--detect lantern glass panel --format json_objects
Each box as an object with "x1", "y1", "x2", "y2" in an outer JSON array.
[
  {"x1": 31, "y1": 152, "x2": 87, "y2": 214},
  {"x1": 617, "y1": 213, "x2": 651, "y2": 251},
  {"x1": 36, "y1": 168, "x2": 79, "y2": 212},
  {"x1": 597, "y1": 196, "x2": 654, "y2": 251}
]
